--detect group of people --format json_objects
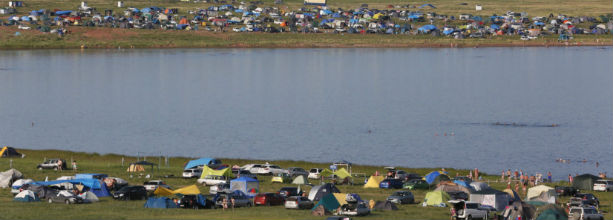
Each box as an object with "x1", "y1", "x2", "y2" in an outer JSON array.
[{"x1": 55, "y1": 159, "x2": 78, "y2": 171}]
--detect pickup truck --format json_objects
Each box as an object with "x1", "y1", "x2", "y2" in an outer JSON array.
[{"x1": 449, "y1": 200, "x2": 489, "y2": 220}]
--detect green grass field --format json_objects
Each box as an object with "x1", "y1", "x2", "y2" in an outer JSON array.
[{"x1": 0, "y1": 149, "x2": 611, "y2": 219}]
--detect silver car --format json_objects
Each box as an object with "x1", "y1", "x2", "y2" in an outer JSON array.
[{"x1": 284, "y1": 196, "x2": 313, "y2": 209}]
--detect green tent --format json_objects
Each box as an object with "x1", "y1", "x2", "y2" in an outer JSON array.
[
  {"x1": 572, "y1": 174, "x2": 599, "y2": 191},
  {"x1": 311, "y1": 193, "x2": 340, "y2": 211},
  {"x1": 319, "y1": 168, "x2": 334, "y2": 178},
  {"x1": 424, "y1": 191, "x2": 450, "y2": 206},
  {"x1": 292, "y1": 175, "x2": 308, "y2": 185},
  {"x1": 536, "y1": 205, "x2": 568, "y2": 220}
]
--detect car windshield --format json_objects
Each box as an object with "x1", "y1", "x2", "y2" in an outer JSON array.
[
  {"x1": 310, "y1": 169, "x2": 319, "y2": 172},
  {"x1": 466, "y1": 203, "x2": 479, "y2": 209},
  {"x1": 584, "y1": 209, "x2": 597, "y2": 214}
]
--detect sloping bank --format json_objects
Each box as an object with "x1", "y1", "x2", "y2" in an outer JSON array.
[{"x1": 1, "y1": 26, "x2": 611, "y2": 49}]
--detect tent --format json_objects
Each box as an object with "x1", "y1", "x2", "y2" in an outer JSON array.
[
  {"x1": 311, "y1": 204, "x2": 332, "y2": 216},
  {"x1": 424, "y1": 171, "x2": 448, "y2": 184},
  {"x1": 154, "y1": 186, "x2": 174, "y2": 196},
  {"x1": 0, "y1": 169, "x2": 23, "y2": 188},
  {"x1": 312, "y1": 193, "x2": 340, "y2": 212},
  {"x1": 144, "y1": 197, "x2": 179, "y2": 208},
  {"x1": 424, "y1": 191, "x2": 450, "y2": 206},
  {"x1": 75, "y1": 173, "x2": 108, "y2": 180},
  {"x1": 11, "y1": 178, "x2": 33, "y2": 191},
  {"x1": 292, "y1": 175, "x2": 308, "y2": 185},
  {"x1": 535, "y1": 205, "x2": 568, "y2": 220},
  {"x1": 184, "y1": 158, "x2": 217, "y2": 170},
  {"x1": 469, "y1": 188, "x2": 510, "y2": 211},
  {"x1": 333, "y1": 193, "x2": 348, "y2": 206},
  {"x1": 127, "y1": 161, "x2": 157, "y2": 172},
  {"x1": 1, "y1": 146, "x2": 21, "y2": 157},
  {"x1": 527, "y1": 185, "x2": 556, "y2": 204},
  {"x1": 199, "y1": 166, "x2": 233, "y2": 179},
  {"x1": 572, "y1": 174, "x2": 599, "y2": 191},
  {"x1": 364, "y1": 176, "x2": 384, "y2": 188},
  {"x1": 502, "y1": 200, "x2": 536, "y2": 220},
  {"x1": 230, "y1": 177, "x2": 259, "y2": 198},
  {"x1": 308, "y1": 183, "x2": 341, "y2": 201},
  {"x1": 470, "y1": 182, "x2": 490, "y2": 191},
  {"x1": 453, "y1": 180, "x2": 473, "y2": 189},
  {"x1": 374, "y1": 200, "x2": 399, "y2": 211},
  {"x1": 432, "y1": 174, "x2": 451, "y2": 185},
  {"x1": 14, "y1": 190, "x2": 39, "y2": 202},
  {"x1": 79, "y1": 191, "x2": 99, "y2": 203},
  {"x1": 434, "y1": 182, "x2": 472, "y2": 194},
  {"x1": 503, "y1": 188, "x2": 521, "y2": 202},
  {"x1": 418, "y1": 3, "x2": 436, "y2": 8},
  {"x1": 319, "y1": 168, "x2": 334, "y2": 178}
]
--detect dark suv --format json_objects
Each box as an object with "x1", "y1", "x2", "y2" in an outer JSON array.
[
  {"x1": 555, "y1": 186, "x2": 578, "y2": 197},
  {"x1": 113, "y1": 186, "x2": 148, "y2": 200},
  {"x1": 37, "y1": 159, "x2": 67, "y2": 170}
]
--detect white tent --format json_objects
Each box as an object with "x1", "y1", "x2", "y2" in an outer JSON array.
[
  {"x1": 14, "y1": 190, "x2": 39, "y2": 202},
  {"x1": 527, "y1": 185, "x2": 556, "y2": 204},
  {"x1": 79, "y1": 191, "x2": 99, "y2": 203},
  {"x1": 470, "y1": 182, "x2": 490, "y2": 191},
  {"x1": 292, "y1": 175, "x2": 309, "y2": 185}
]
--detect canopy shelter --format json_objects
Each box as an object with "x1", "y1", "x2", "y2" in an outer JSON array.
[
  {"x1": 470, "y1": 188, "x2": 510, "y2": 211},
  {"x1": 230, "y1": 177, "x2": 259, "y2": 198},
  {"x1": 572, "y1": 174, "x2": 599, "y2": 191},
  {"x1": 154, "y1": 185, "x2": 201, "y2": 196},
  {"x1": 33, "y1": 178, "x2": 110, "y2": 197},
  {"x1": 332, "y1": 160, "x2": 352, "y2": 175},
  {"x1": 184, "y1": 158, "x2": 221, "y2": 170},
  {"x1": 127, "y1": 161, "x2": 158, "y2": 172},
  {"x1": 199, "y1": 166, "x2": 233, "y2": 178}
]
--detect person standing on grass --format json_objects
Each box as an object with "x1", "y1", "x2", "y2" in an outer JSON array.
[
  {"x1": 568, "y1": 174, "x2": 573, "y2": 185},
  {"x1": 57, "y1": 160, "x2": 63, "y2": 171},
  {"x1": 72, "y1": 160, "x2": 78, "y2": 171},
  {"x1": 547, "y1": 171, "x2": 552, "y2": 183},
  {"x1": 502, "y1": 170, "x2": 506, "y2": 181}
]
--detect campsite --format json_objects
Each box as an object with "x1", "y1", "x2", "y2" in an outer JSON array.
[
  {"x1": 0, "y1": 0, "x2": 611, "y2": 49},
  {"x1": 1, "y1": 148, "x2": 611, "y2": 219}
]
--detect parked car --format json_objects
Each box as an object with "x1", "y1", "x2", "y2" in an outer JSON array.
[
  {"x1": 209, "y1": 183, "x2": 231, "y2": 194},
  {"x1": 403, "y1": 179, "x2": 429, "y2": 190},
  {"x1": 379, "y1": 178, "x2": 403, "y2": 189},
  {"x1": 232, "y1": 169, "x2": 257, "y2": 179},
  {"x1": 569, "y1": 206, "x2": 604, "y2": 220},
  {"x1": 575, "y1": 193, "x2": 600, "y2": 209},
  {"x1": 386, "y1": 191, "x2": 414, "y2": 204},
  {"x1": 47, "y1": 190, "x2": 83, "y2": 204},
  {"x1": 254, "y1": 193, "x2": 285, "y2": 206},
  {"x1": 287, "y1": 167, "x2": 309, "y2": 177},
  {"x1": 214, "y1": 191, "x2": 252, "y2": 208},
  {"x1": 448, "y1": 191, "x2": 469, "y2": 201},
  {"x1": 182, "y1": 168, "x2": 202, "y2": 178},
  {"x1": 337, "y1": 202, "x2": 370, "y2": 216},
  {"x1": 143, "y1": 180, "x2": 170, "y2": 191},
  {"x1": 308, "y1": 168, "x2": 323, "y2": 179},
  {"x1": 405, "y1": 173, "x2": 423, "y2": 181},
  {"x1": 37, "y1": 159, "x2": 67, "y2": 170},
  {"x1": 593, "y1": 179, "x2": 613, "y2": 192},
  {"x1": 284, "y1": 196, "x2": 314, "y2": 209},
  {"x1": 271, "y1": 173, "x2": 292, "y2": 183},
  {"x1": 555, "y1": 186, "x2": 579, "y2": 196},
  {"x1": 449, "y1": 200, "x2": 489, "y2": 220},
  {"x1": 197, "y1": 175, "x2": 228, "y2": 186},
  {"x1": 113, "y1": 186, "x2": 147, "y2": 200},
  {"x1": 258, "y1": 164, "x2": 287, "y2": 175},
  {"x1": 568, "y1": 197, "x2": 596, "y2": 209},
  {"x1": 278, "y1": 187, "x2": 302, "y2": 198}
]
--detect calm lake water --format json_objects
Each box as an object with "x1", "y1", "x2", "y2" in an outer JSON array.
[{"x1": 0, "y1": 47, "x2": 611, "y2": 180}]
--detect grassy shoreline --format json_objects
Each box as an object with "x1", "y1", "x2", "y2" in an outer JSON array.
[
  {"x1": 1, "y1": 148, "x2": 612, "y2": 219},
  {"x1": 1, "y1": 26, "x2": 611, "y2": 50}
]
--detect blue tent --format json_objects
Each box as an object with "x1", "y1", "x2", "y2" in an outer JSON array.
[
  {"x1": 33, "y1": 179, "x2": 111, "y2": 197},
  {"x1": 184, "y1": 158, "x2": 215, "y2": 170},
  {"x1": 419, "y1": 4, "x2": 436, "y2": 9},
  {"x1": 490, "y1": 24, "x2": 500, "y2": 30},
  {"x1": 144, "y1": 197, "x2": 179, "y2": 208},
  {"x1": 141, "y1": 8, "x2": 152, "y2": 13},
  {"x1": 20, "y1": 16, "x2": 30, "y2": 21},
  {"x1": 472, "y1": 16, "x2": 482, "y2": 21},
  {"x1": 424, "y1": 171, "x2": 448, "y2": 184},
  {"x1": 408, "y1": 13, "x2": 423, "y2": 19},
  {"x1": 55, "y1": 10, "x2": 72, "y2": 16},
  {"x1": 534, "y1": 21, "x2": 545, "y2": 26},
  {"x1": 453, "y1": 180, "x2": 474, "y2": 191},
  {"x1": 418, "y1": 24, "x2": 437, "y2": 32},
  {"x1": 230, "y1": 177, "x2": 259, "y2": 198}
]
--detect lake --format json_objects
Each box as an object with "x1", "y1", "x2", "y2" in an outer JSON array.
[{"x1": 0, "y1": 47, "x2": 611, "y2": 180}]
